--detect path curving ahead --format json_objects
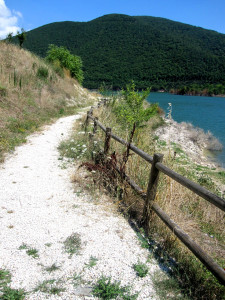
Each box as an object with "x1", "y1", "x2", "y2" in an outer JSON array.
[{"x1": 0, "y1": 113, "x2": 158, "y2": 299}]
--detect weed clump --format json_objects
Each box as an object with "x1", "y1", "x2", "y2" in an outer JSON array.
[
  {"x1": 58, "y1": 138, "x2": 89, "y2": 160},
  {"x1": 85, "y1": 256, "x2": 98, "y2": 268},
  {"x1": 45, "y1": 263, "x2": 60, "y2": 273},
  {"x1": 0, "y1": 85, "x2": 7, "y2": 97},
  {"x1": 0, "y1": 268, "x2": 26, "y2": 299},
  {"x1": 133, "y1": 262, "x2": 148, "y2": 278},
  {"x1": 36, "y1": 66, "x2": 49, "y2": 80},
  {"x1": 18, "y1": 243, "x2": 39, "y2": 259},
  {"x1": 0, "y1": 269, "x2": 11, "y2": 287},
  {"x1": 63, "y1": 233, "x2": 82, "y2": 258},
  {"x1": 34, "y1": 279, "x2": 65, "y2": 295},
  {"x1": 92, "y1": 276, "x2": 137, "y2": 299},
  {"x1": 1, "y1": 286, "x2": 26, "y2": 299}
]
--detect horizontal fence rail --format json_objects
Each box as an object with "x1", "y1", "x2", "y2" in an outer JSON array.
[
  {"x1": 156, "y1": 162, "x2": 225, "y2": 212},
  {"x1": 89, "y1": 114, "x2": 154, "y2": 164},
  {"x1": 84, "y1": 103, "x2": 225, "y2": 285}
]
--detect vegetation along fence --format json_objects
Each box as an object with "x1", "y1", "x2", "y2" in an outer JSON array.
[{"x1": 84, "y1": 100, "x2": 225, "y2": 285}]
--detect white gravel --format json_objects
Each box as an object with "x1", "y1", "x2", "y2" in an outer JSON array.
[{"x1": 0, "y1": 113, "x2": 159, "y2": 299}]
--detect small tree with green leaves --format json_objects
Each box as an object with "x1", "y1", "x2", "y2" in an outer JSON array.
[
  {"x1": 114, "y1": 81, "x2": 158, "y2": 131},
  {"x1": 113, "y1": 81, "x2": 158, "y2": 167},
  {"x1": 16, "y1": 28, "x2": 26, "y2": 48},
  {"x1": 46, "y1": 44, "x2": 84, "y2": 84}
]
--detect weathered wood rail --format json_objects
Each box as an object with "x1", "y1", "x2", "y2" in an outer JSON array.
[{"x1": 85, "y1": 100, "x2": 225, "y2": 285}]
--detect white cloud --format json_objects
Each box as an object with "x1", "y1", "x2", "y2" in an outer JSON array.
[
  {"x1": 0, "y1": 0, "x2": 22, "y2": 39},
  {"x1": 13, "y1": 10, "x2": 23, "y2": 19}
]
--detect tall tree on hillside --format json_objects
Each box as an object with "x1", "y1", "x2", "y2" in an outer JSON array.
[{"x1": 17, "y1": 28, "x2": 26, "y2": 48}]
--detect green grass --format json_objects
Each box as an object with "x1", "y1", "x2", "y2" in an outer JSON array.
[
  {"x1": 152, "y1": 270, "x2": 190, "y2": 300},
  {"x1": 133, "y1": 262, "x2": 148, "y2": 278},
  {"x1": 18, "y1": 243, "x2": 39, "y2": 259},
  {"x1": 151, "y1": 117, "x2": 165, "y2": 130},
  {"x1": 136, "y1": 231, "x2": 149, "y2": 249},
  {"x1": 85, "y1": 256, "x2": 98, "y2": 268},
  {"x1": 0, "y1": 105, "x2": 81, "y2": 163},
  {"x1": 149, "y1": 244, "x2": 225, "y2": 300},
  {"x1": 63, "y1": 233, "x2": 82, "y2": 258},
  {"x1": 208, "y1": 170, "x2": 225, "y2": 186},
  {"x1": 45, "y1": 263, "x2": 61, "y2": 273},
  {"x1": 18, "y1": 243, "x2": 28, "y2": 250},
  {"x1": 197, "y1": 173, "x2": 215, "y2": 190},
  {"x1": 34, "y1": 279, "x2": 65, "y2": 295},
  {"x1": 0, "y1": 268, "x2": 26, "y2": 299},
  {"x1": 36, "y1": 66, "x2": 49, "y2": 80},
  {"x1": 1, "y1": 286, "x2": 26, "y2": 299},
  {"x1": 218, "y1": 170, "x2": 225, "y2": 178},
  {"x1": 157, "y1": 140, "x2": 167, "y2": 147},
  {"x1": 58, "y1": 125, "x2": 103, "y2": 163},
  {"x1": 26, "y1": 248, "x2": 39, "y2": 259},
  {"x1": 0, "y1": 269, "x2": 11, "y2": 287},
  {"x1": 7, "y1": 117, "x2": 39, "y2": 134},
  {"x1": 58, "y1": 138, "x2": 89, "y2": 160},
  {"x1": 199, "y1": 221, "x2": 224, "y2": 242},
  {"x1": 92, "y1": 276, "x2": 138, "y2": 300},
  {"x1": 0, "y1": 84, "x2": 7, "y2": 96}
]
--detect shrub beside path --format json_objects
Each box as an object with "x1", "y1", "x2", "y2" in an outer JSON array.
[{"x1": 0, "y1": 112, "x2": 159, "y2": 299}]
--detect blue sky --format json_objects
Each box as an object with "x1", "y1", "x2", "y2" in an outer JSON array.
[{"x1": 1, "y1": 0, "x2": 225, "y2": 38}]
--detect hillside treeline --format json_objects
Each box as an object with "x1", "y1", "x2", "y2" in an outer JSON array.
[{"x1": 16, "y1": 14, "x2": 225, "y2": 91}]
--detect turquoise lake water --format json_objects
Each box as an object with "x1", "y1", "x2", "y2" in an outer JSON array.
[{"x1": 147, "y1": 93, "x2": 225, "y2": 168}]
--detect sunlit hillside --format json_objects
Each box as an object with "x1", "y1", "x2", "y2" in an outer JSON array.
[
  {"x1": 20, "y1": 14, "x2": 225, "y2": 90},
  {"x1": 0, "y1": 42, "x2": 96, "y2": 161}
]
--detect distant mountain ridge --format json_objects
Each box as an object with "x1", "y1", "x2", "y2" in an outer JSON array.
[{"x1": 21, "y1": 14, "x2": 225, "y2": 90}]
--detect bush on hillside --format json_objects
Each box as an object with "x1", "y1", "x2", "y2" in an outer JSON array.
[
  {"x1": 46, "y1": 44, "x2": 83, "y2": 84},
  {"x1": 36, "y1": 66, "x2": 49, "y2": 80}
]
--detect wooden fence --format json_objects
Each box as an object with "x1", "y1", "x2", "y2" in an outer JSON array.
[{"x1": 85, "y1": 100, "x2": 225, "y2": 285}]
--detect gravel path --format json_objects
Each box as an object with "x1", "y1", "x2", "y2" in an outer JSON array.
[{"x1": 0, "y1": 113, "x2": 159, "y2": 299}]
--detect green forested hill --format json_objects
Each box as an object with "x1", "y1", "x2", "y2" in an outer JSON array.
[{"x1": 20, "y1": 14, "x2": 225, "y2": 90}]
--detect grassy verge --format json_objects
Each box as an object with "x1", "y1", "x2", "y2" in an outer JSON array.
[
  {"x1": 65, "y1": 98, "x2": 225, "y2": 299},
  {"x1": 0, "y1": 42, "x2": 96, "y2": 162},
  {"x1": 0, "y1": 268, "x2": 26, "y2": 299}
]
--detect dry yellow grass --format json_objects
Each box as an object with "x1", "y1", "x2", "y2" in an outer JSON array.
[
  {"x1": 0, "y1": 42, "x2": 96, "y2": 161},
  {"x1": 96, "y1": 105, "x2": 225, "y2": 252},
  {"x1": 84, "y1": 103, "x2": 225, "y2": 298}
]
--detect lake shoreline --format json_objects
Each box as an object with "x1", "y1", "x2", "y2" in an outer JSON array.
[
  {"x1": 155, "y1": 118, "x2": 224, "y2": 170},
  {"x1": 169, "y1": 91, "x2": 225, "y2": 98},
  {"x1": 148, "y1": 92, "x2": 225, "y2": 167}
]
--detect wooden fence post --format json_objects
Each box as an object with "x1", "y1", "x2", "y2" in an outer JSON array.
[
  {"x1": 143, "y1": 153, "x2": 163, "y2": 232},
  {"x1": 93, "y1": 117, "x2": 98, "y2": 135},
  {"x1": 104, "y1": 127, "x2": 111, "y2": 155},
  {"x1": 84, "y1": 111, "x2": 90, "y2": 132}
]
